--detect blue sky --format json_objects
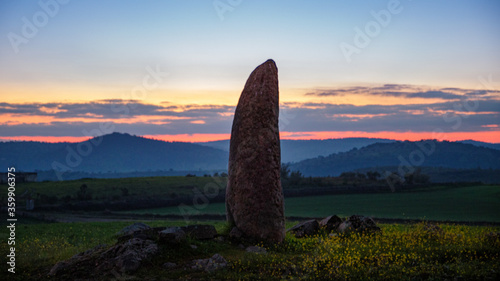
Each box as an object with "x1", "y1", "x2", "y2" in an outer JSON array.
[{"x1": 0, "y1": 0, "x2": 499, "y2": 142}]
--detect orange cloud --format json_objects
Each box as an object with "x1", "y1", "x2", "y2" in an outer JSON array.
[{"x1": 2, "y1": 131, "x2": 498, "y2": 143}]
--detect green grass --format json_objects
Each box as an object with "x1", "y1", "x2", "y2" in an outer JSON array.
[
  {"x1": 1, "y1": 176, "x2": 227, "y2": 201},
  {"x1": 123, "y1": 185, "x2": 500, "y2": 222},
  {"x1": 1, "y1": 220, "x2": 499, "y2": 280}
]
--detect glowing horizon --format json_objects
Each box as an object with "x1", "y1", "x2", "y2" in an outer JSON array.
[{"x1": 1, "y1": 130, "x2": 499, "y2": 144}]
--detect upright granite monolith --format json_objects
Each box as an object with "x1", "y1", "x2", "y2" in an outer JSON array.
[{"x1": 226, "y1": 59, "x2": 285, "y2": 243}]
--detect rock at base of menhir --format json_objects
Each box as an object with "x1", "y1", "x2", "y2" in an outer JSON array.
[
  {"x1": 287, "y1": 219, "x2": 319, "y2": 238},
  {"x1": 337, "y1": 215, "x2": 380, "y2": 234},
  {"x1": 287, "y1": 215, "x2": 381, "y2": 238},
  {"x1": 319, "y1": 215, "x2": 342, "y2": 232},
  {"x1": 159, "y1": 227, "x2": 186, "y2": 243},
  {"x1": 49, "y1": 238, "x2": 158, "y2": 278},
  {"x1": 190, "y1": 254, "x2": 228, "y2": 272},
  {"x1": 226, "y1": 59, "x2": 285, "y2": 243}
]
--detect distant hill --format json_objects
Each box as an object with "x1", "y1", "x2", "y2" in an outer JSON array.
[
  {"x1": 0, "y1": 133, "x2": 228, "y2": 174},
  {"x1": 458, "y1": 140, "x2": 500, "y2": 151},
  {"x1": 290, "y1": 140, "x2": 500, "y2": 177},
  {"x1": 199, "y1": 138, "x2": 395, "y2": 163},
  {"x1": 2, "y1": 134, "x2": 500, "y2": 182}
]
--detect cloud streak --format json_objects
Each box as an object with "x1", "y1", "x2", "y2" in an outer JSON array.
[
  {"x1": 305, "y1": 84, "x2": 500, "y2": 100},
  {"x1": 1, "y1": 85, "x2": 499, "y2": 139}
]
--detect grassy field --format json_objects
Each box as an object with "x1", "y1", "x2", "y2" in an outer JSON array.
[
  {"x1": 1, "y1": 176, "x2": 228, "y2": 201},
  {"x1": 1, "y1": 219, "x2": 499, "y2": 280},
  {"x1": 123, "y1": 185, "x2": 500, "y2": 222}
]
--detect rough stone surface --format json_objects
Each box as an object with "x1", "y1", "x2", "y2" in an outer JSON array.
[
  {"x1": 226, "y1": 59, "x2": 285, "y2": 243},
  {"x1": 163, "y1": 262, "x2": 177, "y2": 269},
  {"x1": 49, "y1": 238, "x2": 158, "y2": 278},
  {"x1": 338, "y1": 215, "x2": 380, "y2": 234},
  {"x1": 181, "y1": 224, "x2": 217, "y2": 240},
  {"x1": 191, "y1": 254, "x2": 228, "y2": 272},
  {"x1": 116, "y1": 222, "x2": 151, "y2": 236},
  {"x1": 159, "y1": 227, "x2": 186, "y2": 243},
  {"x1": 229, "y1": 226, "x2": 243, "y2": 239},
  {"x1": 245, "y1": 245, "x2": 267, "y2": 254},
  {"x1": 319, "y1": 215, "x2": 343, "y2": 232},
  {"x1": 287, "y1": 219, "x2": 319, "y2": 238}
]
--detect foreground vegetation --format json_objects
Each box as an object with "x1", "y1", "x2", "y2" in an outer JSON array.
[{"x1": 1, "y1": 219, "x2": 499, "y2": 280}]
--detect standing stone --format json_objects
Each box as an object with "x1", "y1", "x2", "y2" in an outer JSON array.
[{"x1": 226, "y1": 59, "x2": 285, "y2": 243}]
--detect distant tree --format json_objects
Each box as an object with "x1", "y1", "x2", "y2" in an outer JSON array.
[
  {"x1": 220, "y1": 172, "x2": 228, "y2": 177},
  {"x1": 289, "y1": 170, "x2": 303, "y2": 185},
  {"x1": 413, "y1": 168, "x2": 430, "y2": 184},
  {"x1": 340, "y1": 172, "x2": 356, "y2": 180},
  {"x1": 367, "y1": 171, "x2": 381, "y2": 181},
  {"x1": 213, "y1": 172, "x2": 220, "y2": 177},
  {"x1": 77, "y1": 184, "x2": 92, "y2": 201},
  {"x1": 185, "y1": 174, "x2": 196, "y2": 177},
  {"x1": 356, "y1": 172, "x2": 366, "y2": 180},
  {"x1": 281, "y1": 163, "x2": 291, "y2": 179},
  {"x1": 404, "y1": 173, "x2": 414, "y2": 185}
]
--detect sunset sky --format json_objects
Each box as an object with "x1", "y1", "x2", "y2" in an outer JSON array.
[{"x1": 1, "y1": 0, "x2": 499, "y2": 143}]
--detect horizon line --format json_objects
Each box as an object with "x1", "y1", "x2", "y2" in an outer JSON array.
[{"x1": 0, "y1": 131, "x2": 499, "y2": 144}]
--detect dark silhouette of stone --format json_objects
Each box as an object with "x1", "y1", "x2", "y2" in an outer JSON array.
[
  {"x1": 49, "y1": 239, "x2": 158, "y2": 277},
  {"x1": 190, "y1": 254, "x2": 228, "y2": 272},
  {"x1": 226, "y1": 59, "x2": 285, "y2": 243},
  {"x1": 319, "y1": 215, "x2": 343, "y2": 232},
  {"x1": 229, "y1": 226, "x2": 243, "y2": 239},
  {"x1": 116, "y1": 222, "x2": 151, "y2": 236},
  {"x1": 159, "y1": 227, "x2": 186, "y2": 243},
  {"x1": 287, "y1": 219, "x2": 319, "y2": 238},
  {"x1": 337, "y1": 215, "x2": 380, "y2": 234},
  {"x1": 245, "y1": 245, "x2": 267, "y2": 254}
]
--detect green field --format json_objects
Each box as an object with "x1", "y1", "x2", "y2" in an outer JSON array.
[
  {"x1": 1, "y1": 176, "x2": 227, "y2": 200},
  {"x1": 123, "y1": 185, "x2": 500, "y2": 222}
]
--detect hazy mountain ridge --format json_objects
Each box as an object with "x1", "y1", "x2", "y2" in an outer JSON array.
[
  {"x1": 0, "y1": 133, "x2": 228, "y2": 173},
  {"x1": 289, "y1": 140, "x2": 500, "y2": 177},
  {"x1": 199, "y1": 138, "x2": 397, "y2": 163},
  {"x1": 1, "y1": 133, "x2": 499, "y2": 181}
]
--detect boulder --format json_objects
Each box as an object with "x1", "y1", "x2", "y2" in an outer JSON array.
[
  {"x1": 159, "y1": 227, "x2": 186, "y2": 243},
  {"x1": 49, "y1": 238, "x2": 158, "y2": 277},
  {"x1": 226, "y1": 59, "x2": 285, "y2": 243},
  {"x1": 287, "y1": 219, "x2": 319, "y2": 238},
  {"x1": 116, "y1": 222, "x2": 151, "y2": 236},
  {"x1": 181, "y1": 225, "x2": 217, "y2": 240},
  {"x1": 319, "y1": 215, "x2": 343, "y2": 232},
  {"x1": 245, "y1": 245, "x2": 267, "y2": 254},
  {"x1": 337, "y1": 215, "x2": 380, "y2": 234},
  {"x1": 229, "y1": 226, "x2": 243, "y2": 239},
  {"x1": 191, "y1": 254, "x2": 228, "y2": 272},
  {"x1": 163, "y1": 262, "x2": 177, "y2": 269}
]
